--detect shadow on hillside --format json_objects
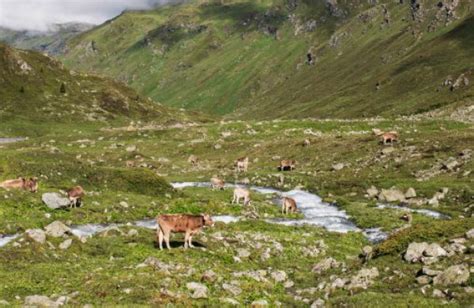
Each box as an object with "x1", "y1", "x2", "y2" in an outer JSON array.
[{"x1": 442, "y1": 15, "x2": 474, "y2": 50}]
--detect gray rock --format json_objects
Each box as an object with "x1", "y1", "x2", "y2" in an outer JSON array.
[
  {"x1": 433, "y1": 264, "x2": 470, "y2": 286},
  {"x1": 186, "y1": 282, "x2": 208, "y2": 299},
  {"x1": 432, "y1": 289, "x2": 445, "y2": 298},
  {"x1": 310, "y1": 299, "x2": 325, "y2": 308},
  {"x1": 378, "y1": 188, "x2": 405, "y2": 202},
  {"x1": 236, "y1": 248, "x2": 251, "y2": 258},
  {"x1": 312, "y1": 257, "x2": 341, "y2": 274},
  {"x1": 423, "y1": 243, "x2": 447, "y2": 258},
  {"x1": 42, "y1": 193, "x2": 70, "y2": 209},
  {"x1": 251, "y1": 299, "x2": 269, "y2": 307},
  {"x1": 332, "y1": 163, "x2": 345, "y2": 171},
  {"x1": 466, "y1": 228, "x2": 474, "y2": 239},
  {"x1": 366, "y1": 186, "x2": 379, "y2": 198},
  {"x1": 59, "y1": 239, "x2": 72, "y2": 250},
  {"x1": 0, "y1": 300, "x2": 9, "y2": 306},
  {"x1": 405, "y1": 188, "x2": 417, "y2": 199},
  {"x1": 346, "y1": 267, "x2": 379, "y2": 290},
  {"x1": 24, "y1": 295, "x2": 59, "y2": 308},
  {"x1": 416, "y1": 275, "x2": 432, "y2": 285},
  {"x1": 422, "y1": 267, "x2": 442, "y2": 277},
  {"x1": 222, "y1": 283, "x2": 242, "y2": 296},
  {"x1": 45, "y1": 221, "x2": 71, "y2": 238},
  {"x1": 221, "y1": 298, "x2": 240, "y2": 306},
  {"x1": 26, "y1": 229, "x2": 46, "y2": 244},
  {"x1": 404, "y1": 242, "x2": 429, "y2": 263},
  {"x1": 381, "y1": 147, "x2": 395, "y2": 155},
  {"x1": 271, "y1": 270, "x2": 287, "y2": 283},
  {"x1": 201, "y1": 270, "x2": 217, "y2": 282}
]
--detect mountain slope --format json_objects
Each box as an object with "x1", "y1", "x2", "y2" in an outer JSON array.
[
  {"x1": 0, "y1": 43, "x2": 195, "y2": 134},
  {"x1": 0, "y1": 23, "x2": 94, "y2": 56},
  {"x1": 62, "y1": 0, "x2": 474, "y2": 119}
]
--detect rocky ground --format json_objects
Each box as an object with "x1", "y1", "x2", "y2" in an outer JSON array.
[{"x1": 0, "y1": 117, "x2": 472, "y2": 306}]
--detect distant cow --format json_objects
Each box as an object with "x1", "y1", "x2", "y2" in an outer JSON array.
[
  {"x1": 188, "y1": 155, "x2": 199, "y2": 166},
  {"x1": 235, "y1": 157, "x2": 249, "y2": 172},
  {"x1": 67, "y1": 186, "x2": 85, "y2": 208},
  {"x1": 281, "y1": 197, "x2": 297, "y2": 214},
  {"x1": 279, "y1": 160, "x2": 296, "y2": 171},
  {"x1": 156, "y1": 214, "x2": 214, "y2": 250},
  {"x1": 381, "y1": 131, "x2": 399, "y2": 145},
  {"x1": 232, "y1": 187, "x2": 251, "y2": 206},
  {"x1": 210, "y1": 177, "x2": 225, "y2": 190},
  {"x1": 0, "y1": 177, "x2": 38, "y2": 193}
]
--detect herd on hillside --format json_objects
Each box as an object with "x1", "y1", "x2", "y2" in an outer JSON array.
[{"x1": 0, "y1": 130, "x2": 398, "y2": 250}]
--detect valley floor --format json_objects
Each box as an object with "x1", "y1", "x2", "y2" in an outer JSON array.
[{"x1": 0, "y1": 117, "x2": 472, "y2": 306}]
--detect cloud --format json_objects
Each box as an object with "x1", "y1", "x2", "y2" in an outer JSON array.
[{"x1": 0, "y1": 0, "x2": 176, "y2": 31}]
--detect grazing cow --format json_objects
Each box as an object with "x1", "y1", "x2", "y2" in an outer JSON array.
[
  {"x1": 232, "y1": 187, "x2": 251, "y2": 206},
  {"x1": 156, "y1": 214, "x2": 214, "y2": 250},
  {"x1": 67, "y1": 186, "x2": 85, "y2": 208},
  {"x1": 235, "y1": 157, "x2": 249, "y2": 172},
  {"x1": 279, "y1": 160, "x2": 296, "y2": 171},
  {"x1": 210, "y1": 177, "x2": 225, "y2": 190},
  {"x1": 0, "y1": 177, "x2": 38, "y2": 193},
  {"x1": 188, "y1": 155, "x2": 199, "y2": 166},
  {"x1": 381, "y1": 131, "x2": 398, "y2": 145},
  {"x1": 281, "y1": 197, "x2": 297, "y2": 214}
]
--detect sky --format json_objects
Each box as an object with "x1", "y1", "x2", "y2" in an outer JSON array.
[{"x1": 0, "y1": 0, "x2": 175, "y2": 31}]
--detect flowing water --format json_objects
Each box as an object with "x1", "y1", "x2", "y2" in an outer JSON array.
[
  {"x1": 0, "y1": 137, "x2": 26, "y2": 144},
  {"x1": 0, "y1": 182, "x2": 449, "y2": 248}
]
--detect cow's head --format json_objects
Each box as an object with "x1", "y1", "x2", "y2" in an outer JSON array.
[
  {"x1": 25, "y1": 177, "x2": 38, "y2": 193},
  {"x1": 202, "y1": 214, "x2": 214, "y2": 227}
]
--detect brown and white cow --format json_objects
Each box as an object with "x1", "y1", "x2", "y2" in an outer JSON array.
[
  {"x1": 232, "y1": 187, "x2": 251, "y2": 206},
  {"x1": 210, "y1": 177, "x2": 225, "y2": 190},
  {"x1": 381, "y1": 131, "x2": 399, "y2": 145},
  {"x1": 234, "y1": 157, "x2": 249, "y2": 172},
  {"x1": 67, "y1": 186, "x2": 85, "y2": 208},
  {"x1": 0, "y1": 177, "x2": 38, "y2": 193},
  {"x1": 281, "y1": 197, "x2": 297, "y2": 214},
  {"x1": 156, "y1": 214, "x2": 214, "y2": 250},
  {"x1": 279, "y1": 160, "x2": 296, "y2": 171}
]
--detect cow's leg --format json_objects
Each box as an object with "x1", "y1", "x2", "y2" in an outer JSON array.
[
  {"x1": 184, "y1": 231, "x2": 190, "y2": 249},
  {"x1": 164, "y1": 231, "x2": 171, "y2": 250},
  {"x1": 157, "y1": 229, "x2": 164, "y2": 250},
  {"x1": 188, "y1": 232, "x2": 195, "y2": 248}
]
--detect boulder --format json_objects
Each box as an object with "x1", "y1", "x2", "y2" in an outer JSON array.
[
  {"x1": 312, "y1": 257, "x2": 341, "y2": 274},
  {"x1": 271, "y1": 270, "x2": 287, "y2": 283},
  {"x1": 366, "y1": 186, "x2": 379, "y2": 198},
  {"x1": 346, "y1": 267, "x2": 379, "y2": 290},
  {"x1": 59, "y1": 239, "x2": 73, "y2": 250},
  {"x1": 42, "y1": 193, "x2": 70, "y2": 209},
  {"x1": 311, "y1": 299, "x2": 325, "y2": 308},
  {"x1": 186, "y1": 282, "x2": 208, "y2": 299},
  {"x1": 24, "y1": 295, "x2": 60, "y2": 308},
  {"x1": 466, "y1": 228, "x2": 474, "y2": 239},
  {"x1": 381, "y1": 147, "x2": 395, "y2": 155},
  {"x1": 44, "y1": 221, "x2": 71, "y2": 238},
  {"x1": 404, "y1": 242, "x2": 429, "y2": 263},
  {"x1": 416, "y1": 275, "x2": 432, "y2": 285},
  {"x1": 405, "y1": 188, "x2": 417, "y2": 199},
  {"x1": 201, "y1": 270, "x2": 217, "y2": 283},
  {"x1": 236, "y1": 248, "x2": 251, "y2": 258},
  {"x1": 332, "y1": 163, "x2": 345, "y2": 171},
  {"x1": 26, "y1": 229, "x2": 46, "y2": 244},
  {"x1": 433, "y1": 264, "x2": 470, "y2": 286},
  {"x1": 251, "y1": 299, "x2": 269, "y2": 307},
  {"x1": 378, "y1": 188, "x2": 405, "y2": 202},
  {"x1": 222, "y1": 283, "x2": 242, "y2": 296},
  {"x1": 423, "y1": 243, "x2": 447, "y2": 258},
  {"x1": 421, "y1": 267, "x2": 442, "y2": 277}
]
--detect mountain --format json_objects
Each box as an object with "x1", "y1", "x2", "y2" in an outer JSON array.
[
  {"x1": 0, "y1": 43, "x2": 195, "y2": 134},
  {"x1": 61, "y1": 0, "x2": 474, "y2": 119},
  {"x1": 0, "y1": 23, "x2": 94, "y2": 56}
]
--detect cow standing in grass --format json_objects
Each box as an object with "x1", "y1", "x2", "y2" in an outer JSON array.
[
  {"x1": 0, "y1": 177, "x2": 38, "y2": 193},
  {"x1": 210, "y1": 177, "x2": 225, "y2": 190},
  {"x1": 235, "y1": 157, "x2": 249, "y2": 172},
  {"x1": 279, "y1": 160, "x2": 296, "y2": 171},
  {"x1": 67, "y1": 186, "x2": 85, "y2": 208},
  {"x1": 157, "y1": 214, "x2": 214, "y2": 250},
  {"x1": 232, "y1": 187, "x2": 251, "y2": 206},
  {"x1": 281, "y1": 197, "x2": 297, "y2": 214}
]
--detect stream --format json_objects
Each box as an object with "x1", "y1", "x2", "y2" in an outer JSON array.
[{"x1": 0, "y1": 182, "x2": 449, "y2": 248}]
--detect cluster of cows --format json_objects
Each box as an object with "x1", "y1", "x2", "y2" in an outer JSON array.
[{"x1": 1, "y1": 130, "x2": 398, "y2": 250}]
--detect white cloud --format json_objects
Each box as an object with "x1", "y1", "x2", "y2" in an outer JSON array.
[{"x1": 0, "y1": 0, "x2": 175, "y2": 31}]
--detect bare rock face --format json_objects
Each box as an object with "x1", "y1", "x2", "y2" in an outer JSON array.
[{"x1": 433, "y1": 264, "x2": 470, "y2": 286}]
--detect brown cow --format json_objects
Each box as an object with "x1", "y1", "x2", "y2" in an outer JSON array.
[
  {"x1": 381, "y1": 131, "x2": 399, "y2": 145},
  {"x1": 232, "y1": 187, "x2": 251, "y2": 206},
  {"x1": 156, "y1": 214, "x2": 214, "y2": 250},
  {"x1": 281, "y1": 197, "x2": 297, "y2": 214},
  {"x1": 0, "y1": 177, "x2": 38, "y2": 193},
  {"x1": 67, "y1": 186, "x2": 85, "y2": 208},
  {"x1": 210, "y1": 177, "x2": 225, "y2": 190},
  {"x1": 234, "y1": 157, "x2": 249, "y2": 172},
  {"x1": 279, "y1": 160, "x2": 296, "y2": 171}
]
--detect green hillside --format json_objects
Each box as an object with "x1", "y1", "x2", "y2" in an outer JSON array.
[
  {"x1": 0, "y1": 43, "x2": 198, "y2": 135},
  {"x1": 62, "y1": 0, "x2": 474, "y2": 119}
]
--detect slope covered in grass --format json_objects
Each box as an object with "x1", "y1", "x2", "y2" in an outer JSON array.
[{"x1": 62, "y1": 0, "x2": 474, "y2": 119}]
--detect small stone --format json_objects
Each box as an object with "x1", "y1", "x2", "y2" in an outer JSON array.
[
  {"x1": 24, "y1": 295, "x2": 59, "y2": 308},
  {"x1": 251, "y1": 299, "x2": 269, "y2": 307},
  {"x1": 271, "y1": 270, "x2": 287, "y2": 283},
  {"x1": 201, "y1": 270, "x2": 217, "y2": 282},
  {"x1": 310, "y1": 298, "x2": 325, "y2": 308},
  {"x1": 432, "y1": 289, "x2": 445, "y2": 298},
  {"x1": 404, "y1": 242, "x2": 429, "y2": 263},
  {"x1": 42, "y1": 193, "x2": 70, "y2": 209},
  {"x1": 45, "y1": 221, "x2": 71, "y2": 238},
  {"x1": 126, "y1": 145, "x2": 137, "y2": 152},
  {"x1": 421, "y1": 267, "x2": 442, "y2": 277},
  {"x1": 26, "y1": 229, "x2": 46, "y2": 244},
  {"x1": 416, "y1": 275, "x2": 432, "y2": 285},
  {"x1": 127, "y1": 229, "x2": 138, "y2": 237},
  {"x1": 366, "y1": 186, "x2": 379, "y2": 198},
  {"x1": 332, "y1": 163, "x2": 344, "y2": 171},
  {"x1": 283, "y1": 280, "x2": 294, "y2": 288},
  {"x1": 186, "y1": 282, "x2": 208, "y2": 299},
  {"x1": 59, "y1": 239, "x2": 72, "y2": 250},
  {"x1": 405, "y1": 188, "x2": 416, "y2": 199},
  {"x1": 466, "y1": 229, "x2": 474, "y2": 239},
  {"x1": 433, "y1": 264, "x2": 470, "y2": 286},
  {"x1": 222, "y1": 283, "x2": 242, "y2": 296},
  {"x1": 236, "y1": 248, "x2": 251, "y2": 258},
  {"x1": 423, "y1": 243, "x2": 447, "y2": 258},
  {"x1": 119, "y1": 201, "x2": 129, "y2": 208}
]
